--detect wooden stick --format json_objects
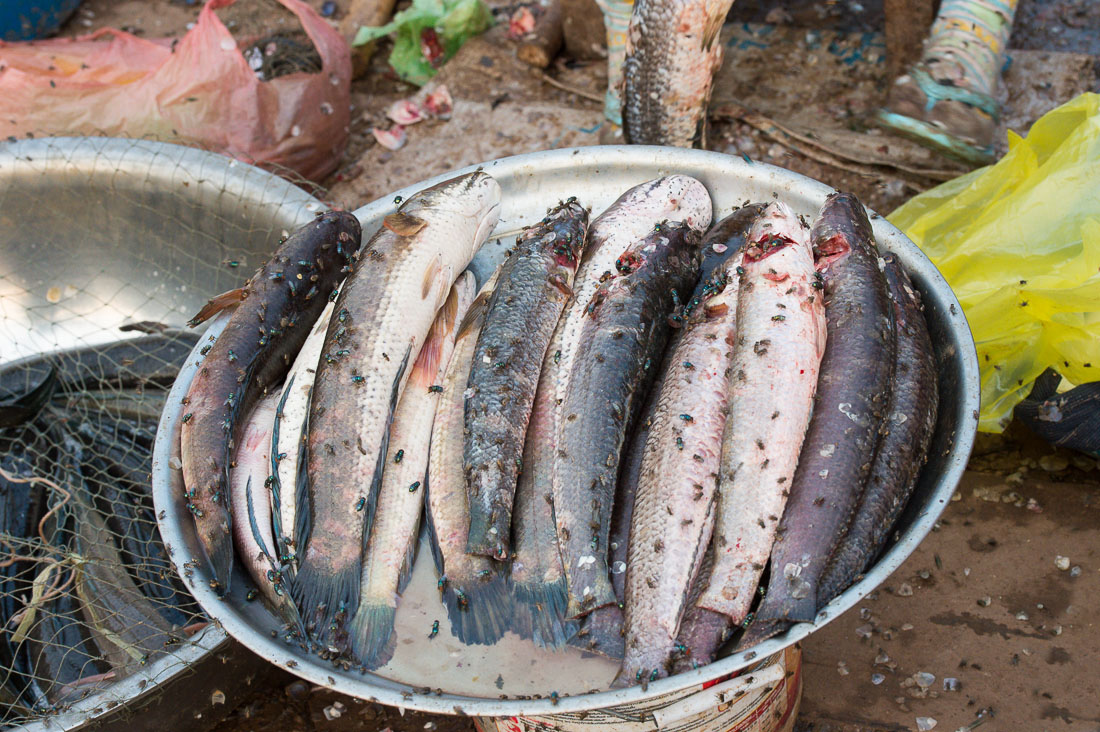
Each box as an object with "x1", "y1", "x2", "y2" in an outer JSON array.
[
  {"x1": 517, "y1": 0, "x2": 564, "y2": 69},
  {"x1": 537, "y1": 71, "x2": 604, "y2": 104}
]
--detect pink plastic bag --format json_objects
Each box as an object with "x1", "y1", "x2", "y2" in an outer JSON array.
[{"x1": 0, "y1": 0, "x2": 350, "y2": 182}]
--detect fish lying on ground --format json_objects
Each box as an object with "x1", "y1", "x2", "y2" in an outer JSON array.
[
  {"x1": 425, "y1": 272, "x2": 512, "y2": 645},
  {"x1": 180, "y1": 211, "x2": 362, "y2": 594},
  {"x1": 350, "y1": 274, "x2": 476, "y2": 668},
  {"x1": 556, "y1": 221, "x2": 704, "y2": 620},
  {"x1": 464, "y1": 199, "x2": 589, "y2": 560},
  {"x1": 272, "y1": 301, "x2": 335, "y2": 570},
  {"x1": 548, "y1": 176, "x2": 712, "y2": 621},
  {"x1": 296, "y1": 174, "x2": 499, "y2": 648},
  {"x1": 695, "y1": 202, "x2": 825, "y2": 633},
  {"x1": 621, "y1": 0, "x2": 734, "y2": 147},
  {"x1": 749, "y1": 192, "x2": 896, "y2": 633},
  {"x1": 818, "y1": 254, "x2": 937, "y2": 601}
]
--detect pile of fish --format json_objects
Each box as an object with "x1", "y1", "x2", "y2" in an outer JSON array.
[
  {"x1": 0, "y1": 333, "x2": 206, "y2": 717},
  {"x1": 178, "y1": 171, "x2": 938, "y2": 686}
]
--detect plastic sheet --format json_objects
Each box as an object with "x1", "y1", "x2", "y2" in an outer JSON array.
[
  {"x1": 889, "y1": 93, "x2": 1100, "y2": 433},
  {"x1": 0, "y1": 0, "x2": 350, "y2": 182}
]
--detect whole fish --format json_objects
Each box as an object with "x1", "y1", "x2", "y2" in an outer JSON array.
[
  {"x1": 425, "y1": 273, "x2": 512, "y2": 645},
  {"x1": 230, "y1": 393, "x2": 297, "y2": 622},
  {"x1": 464, "y1": 199, "x2": 590, "y2": 559},
  {"x1": 818, "y1": 255, "x2": 937, "y2": 602},
  {"x1": 621, "y1": 0, "x2": 734, "y2": 146},
  {"x1": 349, "y1": 273, "x2": 476, "y2": 668},
  {"x1": 753, "y1": 192, "x2": 896, "y2": 626},
  {"x1": 617, "y1": 249, "x2": 752, "y2": 686},
  {"x1": 180, "y1": 211, "x2": 361, "y2": 594},
  {"x1": 570, "y1": 205, "x2": 762, "y2": 661},
  {"x1": 296, "y1": 173, "x2": 499, "y2": 646},
  {"x1": 556, "y1": 221, "x2": 704, "y2": 619},
  {"x1": 696, "y1": 202, "x2": 825, "y2": 627},
  {"x1": 272, "y1": 301, "x2": 336, "y2": 567}
]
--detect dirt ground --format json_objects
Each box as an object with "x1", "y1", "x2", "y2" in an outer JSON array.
[{"x1": 40, "y1": 0, "x2": 1100, "y2": 730}]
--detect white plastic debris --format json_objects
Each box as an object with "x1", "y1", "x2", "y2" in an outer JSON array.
[
  {"x1": 837, "y1": 661, "x2": 849, "y2": 676},
  {"x1": 323, "y1": 701, "x2": 346, "y2": 720},
  {"x1": 916, "y1": 716, "x2": 937, "y2": 731},
  {"x1": 943, "y1": 677, "x2": 961, "y2": 691},
  {"x1": 871, "y1": 673, "x2": 885, "y2": 685},
  {"x1": 1070, "y1": 565, "x2": 1082, "y2": 577},
  {"x1": 915, "y1": 672, "x2": 935, "y2": 689},
  {"x1": 855, "y1": 624, "x2": 873, "y2": 639},
  {"x1": 897, "y1": 583, "x2": 913, "y2": 596},
  {"x1": 1054, "y1": 555, "x2": 1071, "y2": 571}
]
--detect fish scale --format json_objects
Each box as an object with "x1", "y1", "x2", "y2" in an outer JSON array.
[
  {"x1": 180, "y1": 210, "x2": 362, "y2": 595},
  {"x1": 616, "y1": 249, "x2": 745, "y2": 686},
  {"x1": 464, "y1": 199, "x2": 589, "y2": 559},
  {"x1": 296, "y1": 173, "x2": 500, "y2": 650},
  {"x1": 622, "y1": 0, "x2": 734, "y2": 146},
  {"x1": 555, "y1": 222, "x2": 704, "y2": 620},
  {"x1": 696, "y1": 202, "x2": 825, "y2": 625}
]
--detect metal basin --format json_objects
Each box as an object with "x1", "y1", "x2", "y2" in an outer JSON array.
[
  {"x1": 0, "y1": 136, "x2": 323, "y2": 731},
  {"x1": 151, "y1": 145, "x2": 980, "y2": 718}
]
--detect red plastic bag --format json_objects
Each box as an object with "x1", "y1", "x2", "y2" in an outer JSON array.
[{"x1": 0, "y1": 0, "x2": 350, "y2": 182}]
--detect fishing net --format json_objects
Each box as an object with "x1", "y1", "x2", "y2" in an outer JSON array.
[{"x1": 0, "y1": 135, "x2": 326, "y2": 728}]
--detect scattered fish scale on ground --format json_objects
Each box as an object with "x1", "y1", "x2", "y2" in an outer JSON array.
[
  {"x1": 350, "y1": 273, "x2": 477, "y2": 669},
  {"x1": 180, "y1": 210, "x2": 362, "y2": 596},
  {"x1": 696, "y1": 201, "x2": 826, "y2": 628},
  {"x1": 464, "y1": 199, "x2": 590, "y2": 560},
  {"x1": 296, "y1": 174, "x2": 499, "y2": 651}
]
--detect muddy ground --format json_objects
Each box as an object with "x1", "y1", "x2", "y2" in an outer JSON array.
[{"x1": 40, "y1": 0, "x2": 1100, "y2": 729}]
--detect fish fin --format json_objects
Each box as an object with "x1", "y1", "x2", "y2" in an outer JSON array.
[
  {"x1": 421, "y1": 255, "x2": 443, "y2": 300},
  {"x1": 511, "y1": 578, "x2": 579, "y2": 650},
  {"x1": 290, "y1": 558, "x2": 359, "y2": 651},
  {"x1": 204, "y1": 528, "x2": 235, "y2": 597},
  {"x1": 247, "y1": 477, "x2": 305, "y2": 633},
  {"x1": 752, "y1": 582, "x2": 818, "y2": 625},
  {"x1": 421, "y1": 477, "x2": 446, "y2": 576},
  {"x1": 701, "y1": 0, "x2": 725, "y2": 51},
  {"x1": 442, "y1": 570, "x2": 512, "y2": 646},
  {"x1": 455, "y1": 289, "x2": 491, "y2": 342},
  {"x1": 362, "y1": 344, "x2": 413, "y2": 556},
  {"x1": 187, "y1": 287, "x2": 246, "y2": 327},
  {"x1": 409, "y1": 287, "x2": 461, "y2": 389},
  {"x1": 347, "y1": 603, "x2": 398, "y2": 670},
  {"x1": 383, "y1": 212, "x2": 428, "y2": 237},
  {"x1": 736, "y1": 618, "x2": 792, "y2": 650},
  {"x1": 566, "y1": 604, "x2": 625, "y2": 660},
  {"x1": 397, "y1": 498, "x2": 426, "y2": 595},
  {"x1": 244, "y1": 476, "x2": 276, "y2": 567},
  {"x1": 293, "y1": 402, "x2": 312, "y2": 559},
  {"x1": 270, "y1": 375, "x2": 295, "y2": 556},
  {"x1": 671, "y1": 607, "x2": 734, "y2": 674}
]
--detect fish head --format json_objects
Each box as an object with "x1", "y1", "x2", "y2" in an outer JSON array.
[
  {"x1": 659, "y1": 175, "x2": 714, "y2": 234},
  {"x1": 415, "y1": 172, "x2": 502, "y2": 248}
]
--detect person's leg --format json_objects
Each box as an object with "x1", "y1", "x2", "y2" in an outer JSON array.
[
  {"x1": 877, "y1": 0, "x2": 1018, "y2": 165},
  {"x1": 595, "y1": 0, "x2": 634, "y2": 140}
]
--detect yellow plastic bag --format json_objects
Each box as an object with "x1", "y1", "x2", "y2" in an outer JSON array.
[{"x1": 889, "y1": 93, "x2": 1100, "y2": 433}]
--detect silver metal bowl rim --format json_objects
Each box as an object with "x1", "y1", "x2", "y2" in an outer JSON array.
[
  {"x1": 151, "y1": 144, "x2": 980, "y2": 718},
  {"x1": 1, "y1": 136, "x2": 325, "y2": 732}
]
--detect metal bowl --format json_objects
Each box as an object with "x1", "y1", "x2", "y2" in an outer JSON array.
[
  {"x1": 152, "y1": 145, "x2": 980, "y2": 718},
  {"x1": 0, "y1": 136, "x2": 323, "y2": 731}
]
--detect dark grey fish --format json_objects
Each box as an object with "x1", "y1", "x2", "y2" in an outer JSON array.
[
  {"x1": 180, "y1": 211, "x2": 361, "y2": 595},
  {"x1": 752, "y1": 192, "x2": 896, "y2": 626},
  {"x1": 555, "y1": 222, "x2": 703, "y2": 619},
  {"x1": 464, "y1": 199, "x2": 589, "y2": 559},
  {"x1": 818, "y1": 255, "x2": 938, "y2": 602}
]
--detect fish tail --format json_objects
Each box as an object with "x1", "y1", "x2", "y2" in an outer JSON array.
[
  {"x1": 347, "y1": 603, "x2": 398, "y2": 670},
  {"x1": 291, "y1": 559, "x2": 360, "y2": 650},
  {"x1": 202, "y1": 526, "x2": 234, "y2": 596},
  {"x1": 187, "y1": 287, "x2": 246, "y2": 327},
  {"x1": 293, "y1": 406, "x2": 312, "y2": 557},
  {"x1": 441, "y1": 572, "x2": 512, "y2": 646},
  {"x1": 566, "y1": 604, "x2": 625, "y2": 660},
  {"x1": 511, "y1": 578, "x2": 578, "y2": 650},
  {"x1": 736, "y1": 617, "x2": 792, "y2": 650}
]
